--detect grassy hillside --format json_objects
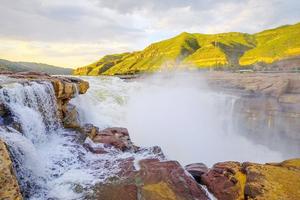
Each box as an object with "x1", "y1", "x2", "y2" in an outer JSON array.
[
  {"x1": 74, "y1": 22, "x2": 300, "y2": 75},
  {"x1": 0, "y1": 59, "x2": 72, "y2": 75},
  {"x1": 240, "y1": 23, "x2": 300, "y2": 65}
]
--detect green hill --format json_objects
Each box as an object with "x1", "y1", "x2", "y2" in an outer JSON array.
[
  {"x1": 0, "y1": 59, "x2": 72, "y2": 75},
  {"x1": 73, "y1": 22, "x2": 300, "y2": 75}
]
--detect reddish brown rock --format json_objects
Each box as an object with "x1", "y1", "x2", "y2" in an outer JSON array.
[
  {"x1": 89, "y1": 158, "x2": 209, "y2": 200},
  {"x1": 196, "y1": 159, "x2": 300, "y2": 200},
  {"x1": 91, "y1": 127, "x2": 136, "y2": 151},
  {"x1": 200, "y1": 162, "x2": 246, "y2": 200}
]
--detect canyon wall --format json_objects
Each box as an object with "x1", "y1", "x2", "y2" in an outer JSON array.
[{"x1": 207, "y1": 72, "x2": 300, "y2": 154}]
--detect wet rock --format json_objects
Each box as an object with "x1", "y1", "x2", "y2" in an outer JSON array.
[
  {"x1": 62, "y1": 104, "x2": 81, "y2": 129},
  {"x1": 1, "y1": 71, "x2": 89, "y2": 126},
  {"x1": 93, "y1": 127, "x2": 132, "y2": 151},
  {"x1": 82, "y1": 142, "x2": 108, "y2": 154},
  {"x1": 0, "y1": 139, "x2": 22, "y2": 200},
  {"x1": 81, "y1": 123, "x2": 99, "y2": 139},
  {"x1": 185, "y1": 163, "x2": 208, "y2": 183},
  {"x1": 90, "y1": 159, "x2": 209, "y2": 200},
  {"x1": 86, "y1": 127, "x2": 137, "y2": 151}
]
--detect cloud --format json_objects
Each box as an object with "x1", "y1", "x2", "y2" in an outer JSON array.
[{"x1": 0, "y1": 0, "x2": 299, "y2": 67}]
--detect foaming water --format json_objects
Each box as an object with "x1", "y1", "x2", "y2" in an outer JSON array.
[
  {"x1": 73, "y1": 73, "x2": 287, "y2": 166},
  {"x1": 0, "y1": 80, "x2": 159, "y2": 199}
]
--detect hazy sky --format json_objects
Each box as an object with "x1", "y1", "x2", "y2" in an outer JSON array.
[{"x1": 0, "y1": 0, "x2": 299, "y2": 68}]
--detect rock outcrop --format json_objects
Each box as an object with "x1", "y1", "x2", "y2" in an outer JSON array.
[
  {"x1": 82, "y1": 125, "x2": 137, "y2": 152},
  {"x1": 88, "y1": 158, "x2": 209, "y2": 200},
  {"x1": 187, "y1": 159, "x2": 300, "y2": 200},
  {"x1": 0, "y1": 139, "x2": 22, "y2": 200},
  {"x1": 81, "y1": 125, "x2": 209, "y2": 200}
]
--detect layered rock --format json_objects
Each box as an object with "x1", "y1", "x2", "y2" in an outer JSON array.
[
  {"x1": 206, "y1": 72, "x2": 300, "y2": 154},
  {"x1": 0, "y1": 139, "x2": 22, "y2": 200},
  {"x1": 0, "y1": 71, "x2": 89, "y2": 128},
  {"x1": 187, "y1": 159, "x2": 300, "y2": 200}
]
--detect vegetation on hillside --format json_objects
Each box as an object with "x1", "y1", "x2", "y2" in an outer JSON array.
[
  {"x1": 0, "y1": 59, "x2": 72, "y2": 75},
  {"x1": 73, "y1": 22, "x2": 300, "y2": 75}
]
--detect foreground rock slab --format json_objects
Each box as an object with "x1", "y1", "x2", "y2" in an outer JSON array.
[
  {"x1": 88, "y1": 158, "x2": 209, "y2": 200},
  {"x1": 187, "y1": 159, "x2": 300, "y2": 200}
]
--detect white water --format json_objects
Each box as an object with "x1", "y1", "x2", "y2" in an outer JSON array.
[
  {"x1": 72, "y1": 72, "x2": 287, "y2": 166},
  {"x1": 0, "y1": 80, "x2": 160, "y2": 199}
]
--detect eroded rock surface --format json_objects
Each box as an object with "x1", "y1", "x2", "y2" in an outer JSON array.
[
  {"x1": 88, "y1": 158, "x2": 209, "y2": 200},
  {"x1": 188, "y1": 159, "x2": 300, "y2": 200},
  {"x1": 81, "y1": 125, "x2": 209, "y2": 200},
  {"x1": 0, "y1": 139, "x2": 22, "y2": 200}
]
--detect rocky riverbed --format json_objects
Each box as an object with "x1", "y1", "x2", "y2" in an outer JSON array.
[{"x1": 0, "y1": 71, "x2": 299, "y2": 200}]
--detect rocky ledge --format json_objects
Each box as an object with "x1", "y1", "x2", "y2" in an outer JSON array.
[
  {"x1": 186, "y1": 159, "x2": 300, "y2": 200},
  {"x1": 0, "y1": 71, "x2": 89, "y2": 128}
]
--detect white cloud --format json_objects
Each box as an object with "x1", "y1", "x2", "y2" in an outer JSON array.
[{"x1": 0, "y1": 0, "x2": 299, "y2": 67}]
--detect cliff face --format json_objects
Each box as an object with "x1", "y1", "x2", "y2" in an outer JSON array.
[
  {"x1": 206, "y1": 72, "x2": 300, "y2": 154},
  {"x1": 73, "y1": 22, "x2": 300, "y2": 75}
]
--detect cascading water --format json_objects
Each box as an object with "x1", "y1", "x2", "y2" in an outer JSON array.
[
  {"x1": 72, "y1": 73, "x2": 289, "y2": 167},
  {"x1": 0, "y1": 80, "x2": 160, "y2": 199}
]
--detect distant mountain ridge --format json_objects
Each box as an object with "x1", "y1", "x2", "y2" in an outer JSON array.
[
  {"x1": 74, "y1": 22, "x2": 300, "y2": 75},
  {"x1": 0, "y1": 59, "x2": 72, "y2": 75}
]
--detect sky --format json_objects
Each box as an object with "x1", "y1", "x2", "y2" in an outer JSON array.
[{"x1": 0, "y1": 0, "x2": 299, "y2": 68}]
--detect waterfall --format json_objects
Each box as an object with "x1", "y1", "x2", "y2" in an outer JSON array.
[
  {"x1": 0, "y1": 81, "x2": 62, "y2": 198},
  {"x1": 0, "y1": 80, "x2": 160, "y2": 200},
  {"x1": 72, "y1": 74, "x2": 285, "y2": 167}
]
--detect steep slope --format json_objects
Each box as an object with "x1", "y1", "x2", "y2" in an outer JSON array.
[
  {"x1": 183, "y1": 32, "x2": 255, "y2": 68},
  {"x1": 104, "y1": 32, "x2": 201, "y2": 75},
  {"x1": 74, "y1": 22, "x2": 300, "y2": 75},
  {"x1": 240, "y1": 23, "x2": 300, "y2": 65},
  {"x1": 0, "y1": 59, "x2": 72, "y2": 75}
]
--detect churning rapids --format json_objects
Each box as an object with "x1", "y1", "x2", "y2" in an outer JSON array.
[{"x1": 0, "y1": 73, "x2": 293, "y2": 199}]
